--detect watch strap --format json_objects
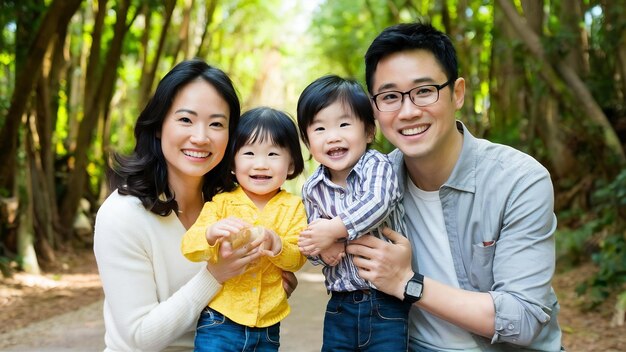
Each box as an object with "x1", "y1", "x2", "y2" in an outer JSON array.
[{"x1": 403, "y1": 272, "x2": 424, "y2": 303}]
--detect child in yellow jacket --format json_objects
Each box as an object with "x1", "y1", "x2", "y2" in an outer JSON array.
[{"x1": 181, "y1": 107, "x2": 307, "y2": 351}]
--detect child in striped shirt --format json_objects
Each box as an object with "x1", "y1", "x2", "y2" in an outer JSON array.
[{"x1": 297, "y1": 75, "x2": 410, "y2": 351}]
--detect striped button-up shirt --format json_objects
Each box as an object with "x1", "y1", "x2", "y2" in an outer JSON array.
[{"x1": 302, "y1": 149, "x2": 406, "y2": 292}]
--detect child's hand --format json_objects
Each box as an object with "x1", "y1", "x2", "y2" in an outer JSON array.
[
  {"x1": 320, "y1": 242, "x2": 345, "y2": 267},
  {"x1": 206, "y1": 217, "x2": 250, "y2": 246},
  {"x1": 298, "y1": 217, "x2": 346, "y2": 256},
  {"x1": 251, "y1": 228, "x2": 282, "y2": 257}
]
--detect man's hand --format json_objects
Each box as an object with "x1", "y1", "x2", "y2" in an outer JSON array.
[
  {"x1": 282, "y1": 271, "x2": 298, "y2": 298},
  {"x1": 346, "y1": 228, "x2": 414, "y2": 299},
  {"x1": 299, "y1": 217, "x2": 347, "y2": 256}
]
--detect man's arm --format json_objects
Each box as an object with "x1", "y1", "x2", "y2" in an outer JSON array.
[{"x1": 347, "y1": 228, "x2": 496, "y2": 338}]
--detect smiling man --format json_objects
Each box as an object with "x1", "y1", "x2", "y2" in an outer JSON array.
[{"x1": 346, "y1": 22, "x2": 563, "y2": 351}]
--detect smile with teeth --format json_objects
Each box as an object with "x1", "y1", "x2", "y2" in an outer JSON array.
[
  {"x1": 327, "y1": 147, "x2": 347, "y2": 157},
  {"x1": 250, "y1": 175, "x2": 271, "y2": 180},
  {"x1": 183, "y1": 150, "x2": 210, "y2": 158},
  {"x1": 401, "y1": 125, "x2": 429, "y2": 136}
]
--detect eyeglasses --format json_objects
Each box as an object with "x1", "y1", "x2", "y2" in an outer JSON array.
[{"x1": 371, "y1": 79, "x2": 454, "y2": 112}]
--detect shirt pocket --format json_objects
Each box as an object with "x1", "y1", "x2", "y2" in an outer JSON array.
[{"x1": 469, "y1": 241, "x2": 496, "y2": 291}]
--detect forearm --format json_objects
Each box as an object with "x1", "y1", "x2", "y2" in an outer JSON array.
[
  {"x1": 270, "y1": 238, "x2": 307, "y2": 272},
  {"x1": 417, "y1": 277, "x2": 495, "y2": 338},
  {"x1": 97, "y1": 250, "x2": 220, "y2": 350},
  {"x1": 341, "y1": 155, "x2": 401, "y2": 238},
  {"x1": 127, "y1": 268, "x2": 221, "y2": 350},
  {"x1": 340, "y1": 197, "x2": 394, "y2": 239},
  {"x1": 181, "y1": 221, "x2": 215, "y2": 262}
]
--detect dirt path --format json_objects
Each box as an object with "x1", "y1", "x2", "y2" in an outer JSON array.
[
  {"x1": 1, "y1": 249, "x2": 626, "y2": 351},
  {"x1": 0, "y1": 260, "x2": 327, "y2": 351},
  {"x1": 0, "y1": 300, "x2": 105, "y2": 351}
]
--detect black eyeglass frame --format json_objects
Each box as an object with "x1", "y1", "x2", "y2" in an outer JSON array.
[{"x1": 371, "y1": 78, "x2": 454, "y2": 112}]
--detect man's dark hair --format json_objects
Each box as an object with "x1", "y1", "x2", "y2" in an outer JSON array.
[{"x1": 365, "y1": 22, "x2": 458, "y2": 94}]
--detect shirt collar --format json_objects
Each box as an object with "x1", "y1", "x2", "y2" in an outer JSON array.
[
  {"x1": 389, "y1": 120, "x2": 476, "y2": 194},
  {"x1": 444, "y1": 120, "x2": 476, "y2": 193},
  {"x1": 229, "y1": 186, "x2": 288, "y2": 206},
  {"x1": 306, "y1": 149, "x2": 374, "y2": 189}
]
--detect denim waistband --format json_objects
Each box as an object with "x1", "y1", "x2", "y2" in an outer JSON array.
[{"x1": 330, "y1": 289, "x2": 401, "y2": 303}]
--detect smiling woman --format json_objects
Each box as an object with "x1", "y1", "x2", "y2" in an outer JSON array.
[{"x1": 92, "y1": 59, "x2": 272, "y2": 352}]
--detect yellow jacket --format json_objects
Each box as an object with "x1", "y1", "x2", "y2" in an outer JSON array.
[{"x1": 181, "y1": 187, "x2": 307, "y2": 327}]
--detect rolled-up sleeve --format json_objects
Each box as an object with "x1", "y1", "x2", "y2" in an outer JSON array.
[{"x1": 488, "y1": 163, "x2": 557, "y2": 346}]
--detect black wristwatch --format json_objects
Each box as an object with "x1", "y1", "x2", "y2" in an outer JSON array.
[{"x1": 403, "y1": 272, "x2": 424, "y2": 303}]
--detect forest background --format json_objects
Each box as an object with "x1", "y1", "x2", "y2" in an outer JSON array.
[{"x1": 0, "y1": 0, "x2": 625, "y2": 339}]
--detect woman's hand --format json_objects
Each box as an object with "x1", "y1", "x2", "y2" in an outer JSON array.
[
  {"x1": 205, "y1": 239, "x2": 262, "y2": 284},
  {"x1": 346, "y1": 228, "x2": 414, "y2": 300},
  {"x1": 281, "y1": 271, "x2": 298, "y2": 298}
]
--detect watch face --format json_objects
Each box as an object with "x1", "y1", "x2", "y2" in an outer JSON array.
[{"x1": 407, "y1": 280, "x2": 423, "y2": 297}]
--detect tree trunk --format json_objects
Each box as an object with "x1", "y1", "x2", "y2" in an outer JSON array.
[
  {"x1": 518, "y1": 0, "x2": 576, "y2": 179},
  {"x1": 196, "y1": 0, "x2": 218, "y2": 59},
  {"x1": 0, "y1": 0, "x2": 82, "y2": 197},
  {"x1": 27, "y1": 113, "x2": 57, "y2": 264},
  {"x1": 496, "y1": 0, "x2": 626, "y2": 163},
  {"x1": 138, "y1": 0, "x2": 176, "y2": 107},
  {"x1": 558, "y1": 0, "x2": 588, "y2": 77},
  {"x1": 600, "y1": 1, "x2": 626, "y2": 118},
  {"x1": 171, "y1": 0, "x2": 193, "y2": 64},
  {"x1": 34, "y1": 73, "x2": 60, "y2": 250},
  {"x1": 17, "y1": 123, "x2": 40, "y2": 275},
  {"x1": 59, "y1": 0, "x2": 134, "y2": 232},
  {"x1": 489, "y1": 3, "x2": 526, "y2": 139}
]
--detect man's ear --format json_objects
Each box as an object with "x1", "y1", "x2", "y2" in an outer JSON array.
[{"x1": 453, "y1": 77, "x2": 465, "y2": 110}]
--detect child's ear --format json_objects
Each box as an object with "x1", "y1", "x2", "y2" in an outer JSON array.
[
  {"x1": 288, "y1": 162, "x2": 295, "y2": 176},
  {"x1": 366, "y1": 126, "x2": 376, "y2": 144}
]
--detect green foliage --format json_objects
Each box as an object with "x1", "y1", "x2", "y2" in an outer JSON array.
[
  {"x1": 572, "y1": 169, "x2": 626, "y2": 307},
  {"x1": 0, "y1": 0, "x2": 624, "y2": 300}
]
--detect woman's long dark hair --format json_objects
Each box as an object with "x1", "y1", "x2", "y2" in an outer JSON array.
[{"x1": 110, "y1": 59, "x2": 241, "y2": 216}]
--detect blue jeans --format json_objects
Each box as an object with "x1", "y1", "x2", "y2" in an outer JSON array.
[
  {"x1": 322, "y1": 289, "x2": 410, "y2": 351},
  {"x1": 194, "y1": 307, "x2": 280, "y2": 352}
]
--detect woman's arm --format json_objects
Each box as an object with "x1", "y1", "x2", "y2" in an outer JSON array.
[{"x1": 94, "y1": 194, "x2": 261, "y2": 351}]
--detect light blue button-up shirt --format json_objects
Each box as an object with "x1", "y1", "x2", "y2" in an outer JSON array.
[{"x1": 390, "y1": 121, "x2": 562, "y2": 351}]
